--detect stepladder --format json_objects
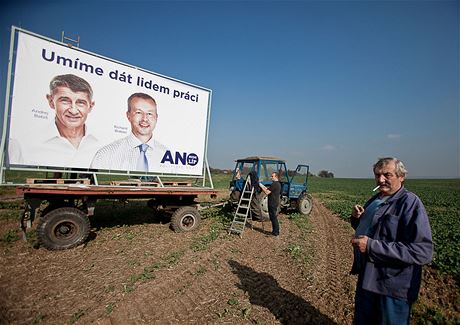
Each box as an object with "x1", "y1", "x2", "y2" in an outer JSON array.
[{"x1": 228, "y1": 177, "x2": 254, "y2": 237}]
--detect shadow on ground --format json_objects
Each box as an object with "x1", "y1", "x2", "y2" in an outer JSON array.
[
  {"x1": 89, "y1": 200, "x2": 170, "y2": 229},
  {"x1": 229, "y1": 260, "x2": 337, "y2": 325}
]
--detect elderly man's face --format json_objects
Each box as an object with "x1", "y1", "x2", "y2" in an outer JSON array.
[
  {"x1": 127, "y1": 97, "x2": 158, "y2": 140},
  {"x1": 47, "y1": 86, "x2": 94, "y2": 130},
  {"x1": 374, "y1": 161, "x2": 405, "y2": 196}
]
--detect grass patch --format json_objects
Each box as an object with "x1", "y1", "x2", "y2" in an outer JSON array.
[
  {"x1": 129, "y1": 269, "x2": 155, "y2": 283},
  {"x1": 69, "y1": 309, "x2": 85, "y2": 324},
  {"x1": 286, "y1": 212, "x2": 314, "y2": 267},
  {"x1": 0, "y1": 200, "x2": 22, "y2": 210},
  {"x1": 125, "y1": 250, "x2": 184, "y2": 292},
  {"x1": 194, "y1": 265, "x2": 207, "y2": 276},
  {"x1": 0, "y1": 209, "x2": 22, "y2": 221},
  {"x1": 110, "y1": 227, "x2": 139, "y2": 241},
  {"x1": 287, "y1": 212, "x2": 312, "y2": 232},
  {"x1": 227, "y1": 297, "x2": 239, "y2": 306},
  {"x1": 105, "y1": 303, "x2": 115, "y2": 315},
  {"x1": 163, "y1": 251, "x2": 184, "y2": 267},
  {"x1": 412, "y1": 304, "x2": 454, "y2": 325},
  {"x1": 286, "y1": 244, "x2": 303, "y2": 261},
  {"x1": 191, "y1": 222, "x2": 221, "y2": 252},
  {"x1": 26, "y1": 229, "x2": 39, "y2": 248},
  {"x1": 1, "y1": 229, "x2": 20, "y2": 243},
  {"x1": 31, "y1": 313, "x2": 45, "y2": 324},
  {"x1": 191, "y1": 205, "x2": 234, "y2": 252}
]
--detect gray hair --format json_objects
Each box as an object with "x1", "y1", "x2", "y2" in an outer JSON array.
[
  {"x1": 49, "y1": 74, "x2": 93, "y2": 99},
  {"x1": 373, "y1": 157, "x2": 407, "y2": 177}
]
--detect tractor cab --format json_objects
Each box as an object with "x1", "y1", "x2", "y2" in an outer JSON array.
[{"x1": 229, "y1": 156, "x2": 312, "y2": 219}]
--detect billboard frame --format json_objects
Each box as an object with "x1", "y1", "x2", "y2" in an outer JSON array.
[{"x1": 0, "y1": 26, "x2": 214, "y2": 188}]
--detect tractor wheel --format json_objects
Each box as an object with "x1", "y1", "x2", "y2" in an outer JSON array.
[
  {"x1": 297, "y1": 194, "x2": 313, "y2": 215},
  {"x1": 37, "y1": 207, "x2": 90, "y2": 250},
  {"x1": 170, "y1": 206, "x2": 201, "y2": 232},
  {"x1": 250, "y1": 191, "x2": 269, "y2": 221},
  {"x1": 229, "y1": 189, "x2": 241, "y2": 204}
]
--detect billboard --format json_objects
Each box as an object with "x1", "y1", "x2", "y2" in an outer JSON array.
[{"x1": 5, "y1": 28, "x2": 211, "y2": 176}]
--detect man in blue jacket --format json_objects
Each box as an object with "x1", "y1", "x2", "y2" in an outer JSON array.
[{"x1": 350, "y1": 157, "x2": 433, "y2": 325}]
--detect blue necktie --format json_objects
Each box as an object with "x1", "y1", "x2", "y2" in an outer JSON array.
[{"x1": 137, "y1": 144, "x2": 149, "y2": 172}]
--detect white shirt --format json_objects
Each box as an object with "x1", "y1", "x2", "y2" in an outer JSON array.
[
  {"x1": 21, "y1": 122, "x2": 99, "y2": 168},
  {"x1": 90, "y1": 132, "x2": 168, "y2": 172}
]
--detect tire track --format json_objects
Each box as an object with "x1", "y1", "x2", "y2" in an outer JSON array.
[
  {"x1": 102, "y1": 234, "x2": 244, "y2": 324},
  {"x1": 305, "y1": 198, "x2": 356, "y2": 324},
  {"x1": 101, "y1": 200, "x2": 356, "y2": 325}
]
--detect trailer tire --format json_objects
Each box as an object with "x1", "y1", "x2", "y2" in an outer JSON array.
[
  {"x1": 297, "y1": 194, "x2": 313, "y2": 215},
  {"x1": 37, "y1": 207, "x2": 90, "y2": 250},
  {"x1": 251, "y1": 191, "x2": 269, "y2": 221},
  {"x1": 170, "y1": 206, "x2": 201, "y2": 232}
]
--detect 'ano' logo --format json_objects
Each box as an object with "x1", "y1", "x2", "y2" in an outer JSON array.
[{"x1": 161, "y1": 151, "x2": 199, "y2": 166}]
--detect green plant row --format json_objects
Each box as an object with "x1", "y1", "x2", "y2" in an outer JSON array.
[{"x1": 309, "y1": 177, "x2": 460, "y2": 280}]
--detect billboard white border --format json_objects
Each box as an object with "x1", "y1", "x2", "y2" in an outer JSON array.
[{"x1": 0, "y1": 26, "x2": 214, "y2": 187}]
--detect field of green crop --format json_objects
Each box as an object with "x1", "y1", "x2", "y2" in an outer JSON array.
[
  {"x1": 309, "y1": 177, "x2": 460, "y2": 280},
  {"x1": 1, "y1": 169, "x2": 458, "y2": 281}
]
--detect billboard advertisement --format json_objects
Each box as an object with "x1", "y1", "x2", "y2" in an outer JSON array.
[{"x1": 6, "y1": 29, "x2": 211, "y2": 176}]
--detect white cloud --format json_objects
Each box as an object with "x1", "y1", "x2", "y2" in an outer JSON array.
[
  {"x1": 321, "y1": 144, "x2": 336, "y2": 151},
  {"x1": 387, "y1": 134, "x2": 401, "y2": 139}
]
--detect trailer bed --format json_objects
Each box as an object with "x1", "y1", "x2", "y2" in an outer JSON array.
[
  {"x1": 16, "y1": 183, "x2": 219, "y2": 250},
  {"x1": 16, "y1": 184, "x2": 218, "y2": 199}
]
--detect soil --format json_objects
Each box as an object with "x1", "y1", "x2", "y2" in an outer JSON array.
[{"x1": 0, "y1": 193, "x2": 458, "y2": 324}]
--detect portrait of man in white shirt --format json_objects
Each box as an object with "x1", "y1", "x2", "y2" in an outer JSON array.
[
  {"x1": 90, "y1": 92, "x2": 167, "y2": 172},
  {"x1": 9, "y1": 74, "x2": 99, "y2": 167}
]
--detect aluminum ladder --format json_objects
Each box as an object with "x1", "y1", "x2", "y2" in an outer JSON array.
[{"x1": 228, "y1": 177, "x2": 255, "y2": 237}]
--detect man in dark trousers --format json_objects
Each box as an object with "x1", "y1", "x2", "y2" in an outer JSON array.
[{"x1": 259, "y1": 172, "x2": 281, "y2": 236}]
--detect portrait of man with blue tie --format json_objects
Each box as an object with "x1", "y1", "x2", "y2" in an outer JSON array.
[{"x1": 90, "y1": 92, "x2": 167, "y2": 172}]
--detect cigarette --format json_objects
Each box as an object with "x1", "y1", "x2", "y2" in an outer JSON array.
[{"x1": 372, "y1": 185, "x2": 380, "y2": 192}]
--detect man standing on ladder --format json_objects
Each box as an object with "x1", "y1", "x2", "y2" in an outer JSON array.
[{"x1": 259, "y1": 172, "x2": 281, "y2": 237}]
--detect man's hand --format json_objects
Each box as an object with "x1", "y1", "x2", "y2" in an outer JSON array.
[
  {"x1": 259, "y1": 183, "x2": 269, "y2": 195},
  {"x1": 352, "y1": 205, "x2": 365, "y2": 218},
  {"x1": 351, "y1": 235, "x2": 369, "y2": 253}
]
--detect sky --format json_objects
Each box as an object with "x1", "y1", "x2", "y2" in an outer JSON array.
[{"x1": 0, "y1": 0, "x2": 458, "y2": 178}]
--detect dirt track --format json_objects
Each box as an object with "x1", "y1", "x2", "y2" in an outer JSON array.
[{"x1": 0, "y1": 198, "x2": 373, "y2": 324}]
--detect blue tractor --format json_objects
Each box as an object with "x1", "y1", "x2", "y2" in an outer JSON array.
[{"x1": 229, "y1": 156, "x2": 313, "y2": 220}]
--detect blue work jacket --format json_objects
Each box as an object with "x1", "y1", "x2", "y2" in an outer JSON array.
[{"x1": 350, "y1": 187, "x2": 433, "y2": 303}]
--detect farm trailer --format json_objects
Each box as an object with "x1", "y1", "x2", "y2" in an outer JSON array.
[
  {"x1": 1, "y1": 27, "x2": 218, "y2": 250},
  {"x1": 17, "y1": 181, "x2": 217, "y2": 250}
]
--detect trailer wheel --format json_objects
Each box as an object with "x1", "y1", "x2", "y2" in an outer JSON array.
[
  {"x1": 297, "y1": 194, "x2": 313, "y2": 215},
  {"x1": 170, "y1": 206, "x2": 201, "y2": 232},
  {"x1": 37, "y1": 207, "x2": 90, "y2": 250},
  {"x1": 251, "y1": 192, "x2": 269, "y2": 221}
]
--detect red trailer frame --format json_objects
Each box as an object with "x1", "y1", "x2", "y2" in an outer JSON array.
[{"x1": 17, "y1": 183, "x2": 217, "y2": 250}]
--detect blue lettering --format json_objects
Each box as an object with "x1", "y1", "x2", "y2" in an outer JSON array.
[
  {"x1": 161, "y1": 151, "x2": 199, "y2": 166},
  {"x1": 172, "y1": 89, "x2": 199, "y2": 102},
  {"x1": 136, "y1": 76, "x2": 170, "y2": 94},
  {"x1": 161, "y1": 150, "x2": 174, "y2": 164},
  {"x1": 41, "y1": 48, "x2": 54, "y2": 62},
  {"x1": 41, "y1": 48, "x2": 104, "y2": 76},
  {"x1": 175, "y1": 152, "x2": 187, "y2": 165}
]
